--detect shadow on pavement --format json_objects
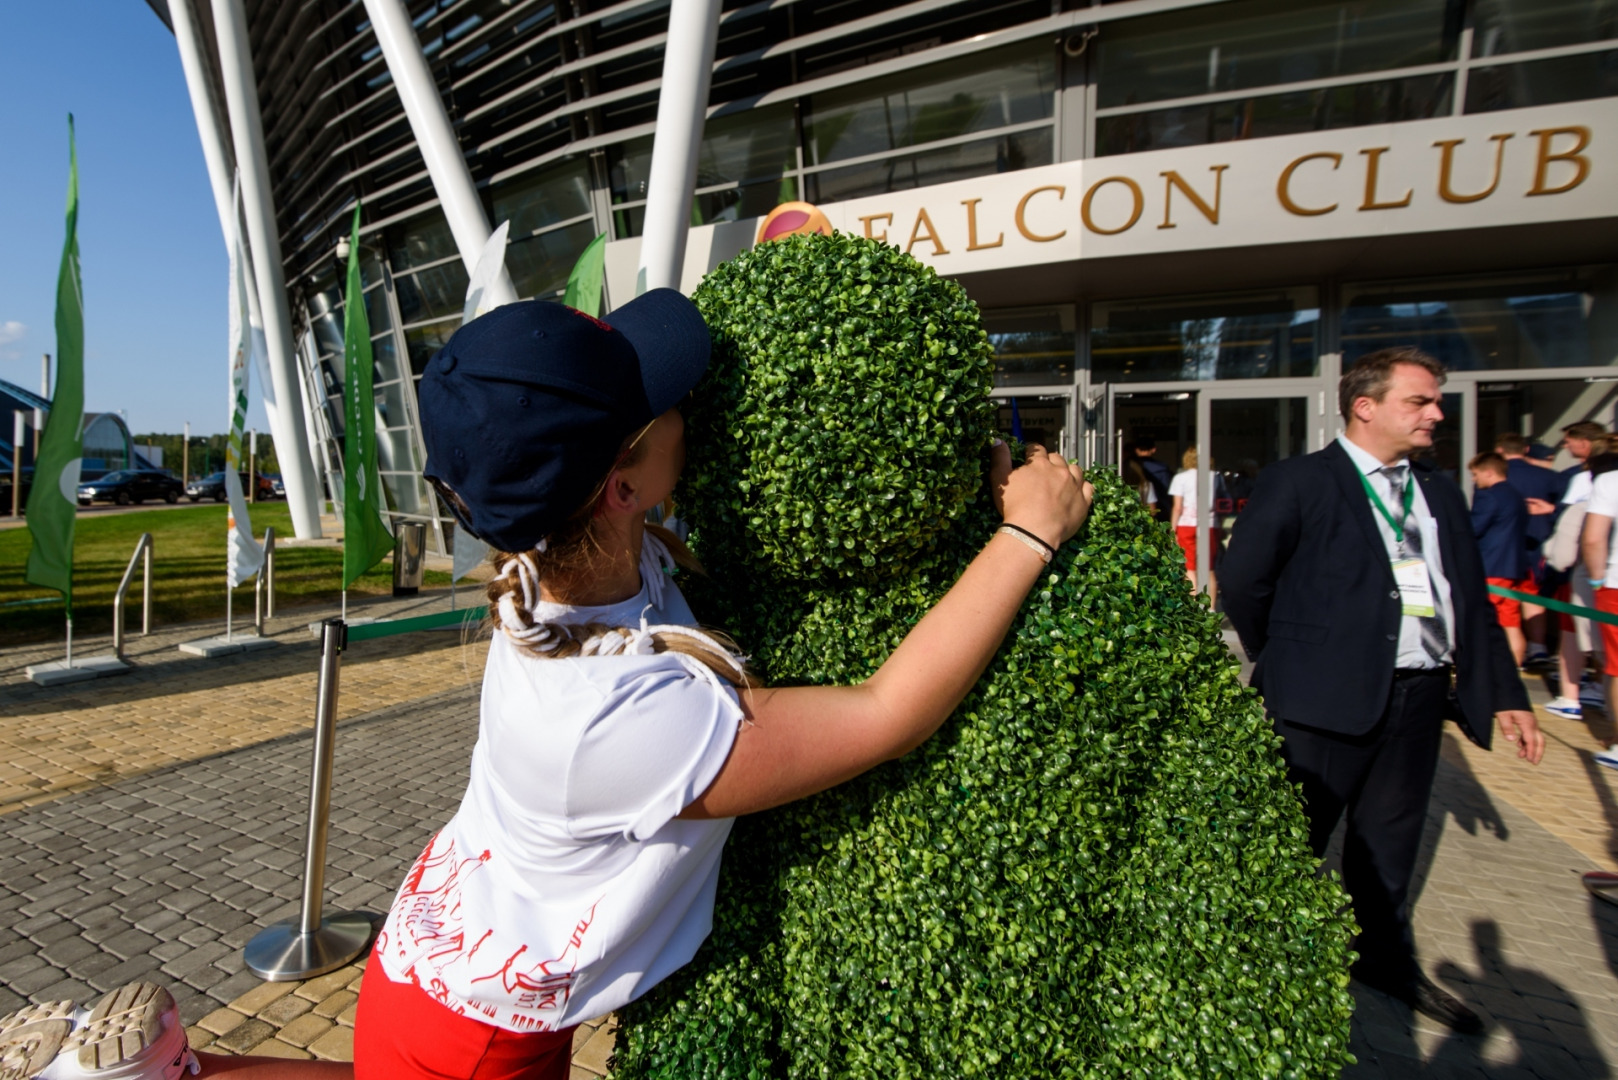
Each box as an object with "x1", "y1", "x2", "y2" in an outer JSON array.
[{"x1": 0, "y1": 622, "x2": 479, "y2": 718}]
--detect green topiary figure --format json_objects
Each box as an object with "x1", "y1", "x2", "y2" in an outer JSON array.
[{"x1": 610, "y1": 232, "x2": 1357, "y2": 1080}]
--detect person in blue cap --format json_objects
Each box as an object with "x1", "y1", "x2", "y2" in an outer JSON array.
[{"x1": 328, "y1": 290, "x2": 1092, "y2": 1080}]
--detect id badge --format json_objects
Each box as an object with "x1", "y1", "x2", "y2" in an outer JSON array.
[{"x1": 1393, "y1": 558, "x2": 1436, "y2": 617}]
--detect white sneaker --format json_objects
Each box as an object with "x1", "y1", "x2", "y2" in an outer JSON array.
[
  {"x1": 0, "y1": 983, "x2": 198, "y2": 1080},
  {"x1": 1595, "y1": 745, "x2": 1618, "y2": 771},
  {"x1": 1545, "y1": 697, "x2": 1583, "y2": 720}
]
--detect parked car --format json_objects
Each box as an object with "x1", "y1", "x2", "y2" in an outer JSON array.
[
  {"x1": 263, "y1": 472, "x2": 285, "y2": 498},
  {"x1": 185, "y1": 472, "x2": 274, "y2": 502},
  {"x1": 78, "y1": 469, "x2": 184, "y2": 506},
  {"x1": 0, "y1": 467, "x2": 33, "y2": 511}
]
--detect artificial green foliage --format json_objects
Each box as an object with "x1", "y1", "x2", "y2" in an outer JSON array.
[{"x1": 611, "y1": 233, "x2": 1356, "y2": 1079}]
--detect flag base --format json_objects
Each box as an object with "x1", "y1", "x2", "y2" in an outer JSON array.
[
  {"x1": 25, "y1": 654, "x2": 131, "y2": 687},
  {"x1": 178, "y1": 634, "x2": 281, "y2": 658}
]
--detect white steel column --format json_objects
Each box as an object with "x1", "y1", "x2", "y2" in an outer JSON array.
[
  {"x1": 362, "y1": 0, "x2": 517, "y2": 303},
  {"x1": 636, "y1": 0, "x2": 722, "y2": 295},
  {"x1": 210, "y1": 0, "x2": 323, "y2": 539},
  {"x1": 171, "y1": 0, "x2": 299, "y2": 522}
]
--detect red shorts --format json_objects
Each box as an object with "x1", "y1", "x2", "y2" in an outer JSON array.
[
  {"x1": 1486, "y1": 578, "x2": 1536, "y2": 629},
  {"x1": 354, "y1": 953, "x2": 576, "y2": 1080},
  {"x1": 1174, "y1": 526, "x2": 1221, "y2": 572},
  {"x1": 1598, "y1": 589, "x2": 1618, "y2": 677}
]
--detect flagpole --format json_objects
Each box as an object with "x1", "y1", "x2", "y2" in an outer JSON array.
[
  {"x1": 226, "y1": 582, "x2": 233, "y2": 643},
  {"x1": 65, "y1": 614, "x2": 72, "y2": 669}
]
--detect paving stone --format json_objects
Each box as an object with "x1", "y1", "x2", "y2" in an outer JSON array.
[
  {"x1": 308, "y1": 1024, "x2": 355, "y2": 1061},
  {"x1": 212, "y1": 1018, "x2": 278, "y2": 1055},
  {"x1": 277, "y1": 1013, "x2": 335, "y2": 1048},
  {"x1": 259, "y1": 993, "x2": 314, "y2": 1026}
]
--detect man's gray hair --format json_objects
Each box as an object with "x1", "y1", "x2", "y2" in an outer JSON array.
[{"x1": 1339, "y1": 347, "x2": 1447, "y2": 422}]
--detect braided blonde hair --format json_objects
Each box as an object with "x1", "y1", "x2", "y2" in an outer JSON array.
[{"x1": 481, "y1": 424, "x2": 755, "y2": 688}]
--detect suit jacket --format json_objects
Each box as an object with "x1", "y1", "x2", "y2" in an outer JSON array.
[
  {"x1": 1471, "y1": 482, "x2": 1529, "y2": 582},
  {"x1": 1221, "y1": 440, "x2": 1529, "y2": 747}
]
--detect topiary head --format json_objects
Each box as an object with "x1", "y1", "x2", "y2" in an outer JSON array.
[{"x1": 680, "y1": 232, "x2": 997, "y2": 582}]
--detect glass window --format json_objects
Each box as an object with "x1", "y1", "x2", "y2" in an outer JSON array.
[
  {"x1": 615, "y1": 177, "x2": 798, "y2": 238},
  {"x1": 387, "y1": 210, "x2": 458, "y2": 272},
  {"x1": 1464, "y1": 50, "x2": 1618, "y2": 113},
  {"x1": 982, "y1": 307, "x2": 1075, "y2": 387},
  {"x1": 492, "y1": 159, "x2": 594, "y2": 236},
  {"x1": 363, "y1": 285, "x2": 393, "y2": 336},
  {"x1": 1096, "y1": 0, "x2": 1461, "y2": 109},
  {"x1": 1097, "y1": 72, "x2": 1452, "y2": 155},
  {"x1": 1090, "y1": 289, "x2": 1321, "y2": 383},
  {"x1": 803, "y1": 43, "x2": 1054, "y2": 167},
  {"x1": 608, "y1": 106, "x2": 797, "y2": 205},
  {"x1": 807, "y1": 129, "x2": 1051, "y2": 204},
  {"x1": 1472, "y1": 0, "x2": 1618, "y2": 58},
  {"x1": 506, "y1": 220, "x2": 598, "y2": 301},
  {"x1": 395, "y1": 262, "x2": 470, "y2": 326},
  {"x1": 406, "y1": 318, "x2": 460, "y2": 379},
  {"x1": 1340, "y1": 271, "x2": 1618, "y2": 370}
]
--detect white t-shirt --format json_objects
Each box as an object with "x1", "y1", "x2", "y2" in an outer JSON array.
[
  {"x1": 1168, "y1": 469, "x2": 1216, "y2": 527},
  {"x1": 1585, "y1": 471, "x2": 1618, "y2": 582},
  {"x1": 1564, "y1": 470, "x2": 1594, "y2": 506},
  {"x1": 375, "y1": 565, "x2": 743, "y2": 1032}
]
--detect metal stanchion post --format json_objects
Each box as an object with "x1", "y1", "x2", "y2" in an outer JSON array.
[
  {"x1": 255, "y1": 527, "x2": 276, "y2": 634},
  {"x1": 113, "y1": 533, "x2": 154, "y2": 660},
  {"x1": 244, "y1": 619, "x2": 374, "y2": 980}
]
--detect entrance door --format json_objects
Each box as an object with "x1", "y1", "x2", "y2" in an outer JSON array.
[
  {"x1": 1440, "y1": 373, "x2": 1618, "y2": 494},
  {"x1": 1104, "y1": 384, "x2": 1325, "y2": 596},
  {"x1": 992, "y1": 391, "x2": 1074, "y2": 458}
]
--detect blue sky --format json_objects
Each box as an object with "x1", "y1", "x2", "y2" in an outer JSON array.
[{"x1": 0, "y1": 1, "x2": 266, "y2": 438}]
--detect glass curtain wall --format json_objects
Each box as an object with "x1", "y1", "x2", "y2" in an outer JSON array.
[
  {"x1": 1092, "y1": 0, "x2": 1618, "y2": 156},
  {"x1": 1090, "y1": 290, "x2": 1322, "y2": 384}
]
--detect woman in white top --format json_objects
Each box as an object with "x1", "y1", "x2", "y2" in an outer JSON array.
[
  {"x1": 158, "y1": 291, "x2": 1090, "y2": 1080},
  {"x1": 1168, "y1": 446, "x2": 1220, "y2": 607}
]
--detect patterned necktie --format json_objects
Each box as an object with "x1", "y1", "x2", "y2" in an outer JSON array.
[{"x1": 1381, "y1": 464, "x2": 1449, "y2": 664}]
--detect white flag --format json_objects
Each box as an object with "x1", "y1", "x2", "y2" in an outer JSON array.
[
  {"x1": 451, "y1": 221, "x2": 514, "y2": 581},
  {"x1": 225, "y1": 177, "x2": 264, "y2": 588}
]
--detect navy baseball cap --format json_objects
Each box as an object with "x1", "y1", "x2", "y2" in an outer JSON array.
[
  {"x1": 1528, "y1": 442, "x2": 1558, "y2": 461},
  {"x1": 418, "y1": 288, "x2": 710, "y2": 552}
]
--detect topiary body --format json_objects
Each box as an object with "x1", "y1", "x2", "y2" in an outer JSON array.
[{"x1": 610, "y1": 232, "x2": 1356, "y2": 1079}]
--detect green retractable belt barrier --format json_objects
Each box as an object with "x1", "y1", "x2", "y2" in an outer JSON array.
[{"x1": 1487, "y1": 585, "x2": 1618, "y2": 628}]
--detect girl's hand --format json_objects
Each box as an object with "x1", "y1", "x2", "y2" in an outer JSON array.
[{"x1": 990, "y1": 440, "x2": 1094, "y2": 550}]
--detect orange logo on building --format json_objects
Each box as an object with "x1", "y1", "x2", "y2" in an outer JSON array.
[{"x1": 756, "y1": 201, "x2": 833, "y2": 244}]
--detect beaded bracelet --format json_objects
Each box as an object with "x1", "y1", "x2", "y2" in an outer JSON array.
[{"x1": 997, "y1": 523, "x2": 1055, "y2": 564}]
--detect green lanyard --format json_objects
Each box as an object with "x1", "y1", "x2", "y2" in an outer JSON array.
[{"x1": 1358, "y1": 469, "x2": 1415, "y2": 544}]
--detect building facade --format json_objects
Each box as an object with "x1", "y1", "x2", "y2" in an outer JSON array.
[{"x1": 163, "y1": 0, "x2": 1618, "y2": 559}]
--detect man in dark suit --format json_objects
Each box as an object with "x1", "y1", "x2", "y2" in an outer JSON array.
[{"x1": 1222, "y1": 347, "x2": 1544, "y2": 1033}]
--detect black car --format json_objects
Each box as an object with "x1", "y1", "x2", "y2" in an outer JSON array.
[
  {"x1": 185, "y1": 472, "x2": 274, "y2": 502},
  {"x1": 78, "y1": 469, "x2": 184, "y2": 506}
]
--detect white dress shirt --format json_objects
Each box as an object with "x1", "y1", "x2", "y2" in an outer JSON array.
[{"x1": 1338, "y1": 435, "x2": 1457, "y2": 668}]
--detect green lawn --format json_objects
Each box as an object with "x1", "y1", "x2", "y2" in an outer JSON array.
[{"x1": 0, "y1": 504, "x2": 451, "y2": 646}]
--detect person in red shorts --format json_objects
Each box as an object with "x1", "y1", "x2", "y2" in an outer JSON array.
[
  {"x1": 1469, "y1": 452, "x2": 1531, "y2": 666},
  {"x1": 1169, "y1": 446, "x2": 1221, "y2": 606}
]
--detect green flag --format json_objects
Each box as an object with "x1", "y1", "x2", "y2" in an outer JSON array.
[
  {"x1": 341, "y1": 202, "x2": 393, "y2": 588},
  {"x1": 25, "y1": 117, "x2": 84, "y2": 618},
  {"x1": 562, "y1": 233, "x2": 606, "y2": 316}
]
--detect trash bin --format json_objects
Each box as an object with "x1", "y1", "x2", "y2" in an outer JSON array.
[{"x1": 392, "y1": 522, "x2": 426, "y2": 596}]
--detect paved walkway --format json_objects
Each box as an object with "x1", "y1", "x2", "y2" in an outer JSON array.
[{"x1": 1, "y1": 604, "x2": 1616, "y2": 1076}]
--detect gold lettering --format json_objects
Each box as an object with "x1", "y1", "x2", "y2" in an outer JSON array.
[
  {"x1": 1276, "y1": 152, "x2": 1342, "y2": 216},
  {"x1": 961, "y1": 198, "x2": 1003, "y2": 250},
  {"x1": 859, "y1": 212, "x2": 894, "y2": 242},
  {"x1": 1159, "y1": 166, "x2": 1229, "y2": 229},
  {"x1": 1081, "y1": 176, "x2": 1144, "y2": 235},
  {"x1": 1528, "y1": 126, "x2": 1592, "y2": 196},
  {"x1": 1359, "y1": 147, "x2": 1412, "y2": 210},
  {"x1": 905, "y1": 208, "x2": 949, "y2": 256},
  {"x1": 1434, "y1": 134, "x2": 1512, "y2": 203},
  {"x1": 1014, "y1": 185, "x2": 1067, "y2": 242}
]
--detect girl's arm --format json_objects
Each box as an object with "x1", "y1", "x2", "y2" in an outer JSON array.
[
  {"x1": 681, "y1": 443, "x2": 1092, "y2": 820},
  {"x1": 1171, "y1": 495, "x2": 1184, "y2": 524}
]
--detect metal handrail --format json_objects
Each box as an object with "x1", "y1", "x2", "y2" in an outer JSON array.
[
  {"x1": 255, "y1": 527, "x2": 277, "y2": 634},
  {"x1": 112, "y1": 532, "x2": 153, "y2": 660}
]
